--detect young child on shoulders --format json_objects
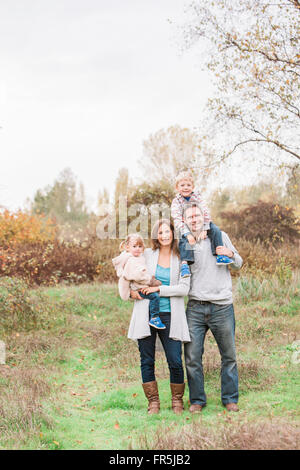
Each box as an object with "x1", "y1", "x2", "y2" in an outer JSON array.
[
  {"x1": 112, "y1": 233, "x2": 166, "y2": 330},
  {"x1": 171, "y1": 170, "x2": 233, "y2": 278}
]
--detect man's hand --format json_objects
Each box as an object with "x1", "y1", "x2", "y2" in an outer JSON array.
[
  {"x1": 216, "y1": 246, "x2": 234, "y2": 258},
  {"x1": 130, "y1": 290, "x2": 143, "y2": 300},
  {"x1": 187, "y1": 234, "x2": 196, "y2": 245},
  {"x1": 140, "y1": 286, "x2": 160, "y2": 295}
]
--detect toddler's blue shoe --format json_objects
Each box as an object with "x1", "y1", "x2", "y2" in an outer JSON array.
[
  {"x1": 216, "y1": 255, "x2": 234, "y2": 265},
  {"x1": 180, "y1": 263, "x2": 191, "y2": 278},
  {"x1": 149, "y1": 316, "x2": 166, "y2": 329}
]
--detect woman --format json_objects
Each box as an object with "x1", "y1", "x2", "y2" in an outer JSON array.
[{"x1": 128, "y1": 219, "x2": 191, "y2": 415}]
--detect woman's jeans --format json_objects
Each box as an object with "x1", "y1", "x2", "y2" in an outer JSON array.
[
  {"x1": 179, "y1": 222, "x2": 223, "y2": 264},
  {"x1": 184, "y1": 300, "x2": 238, "y2": 406},
  {"x1": 138, "y1": 312, "x2": 184, "y2": 384}
]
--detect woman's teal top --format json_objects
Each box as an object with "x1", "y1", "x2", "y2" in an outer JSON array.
[{"x1": 155, "y1": 264, "x2": 171, "y2": 312}]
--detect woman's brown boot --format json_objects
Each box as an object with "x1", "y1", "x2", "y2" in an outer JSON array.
[
  {"x1": 170, "y1": 383, "x2": 185, "y2": 414},
  {"x1": 142, "y1": 381, "x2": 160, "y2": 414}
]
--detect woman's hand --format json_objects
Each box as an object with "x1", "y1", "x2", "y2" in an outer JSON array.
[
  {"x1": 130, "y1": 289, "x2": 143, "y2": 300},
  {"x1": 140, "y1": 286, "x2": 160, "y2": 295}
]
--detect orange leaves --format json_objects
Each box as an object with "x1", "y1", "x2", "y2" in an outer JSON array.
[{"x1": 0, "y1": 209, "x2": 56, "y2": 248}]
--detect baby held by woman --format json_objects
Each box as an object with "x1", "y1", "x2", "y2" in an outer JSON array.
[{"x1": 112, "y1": 233, "x2": 166, "y2": 330}]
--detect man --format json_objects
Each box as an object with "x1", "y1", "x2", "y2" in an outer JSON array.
[{"x1": 183, "y1": 202, "x2": 243, "y2": 413}]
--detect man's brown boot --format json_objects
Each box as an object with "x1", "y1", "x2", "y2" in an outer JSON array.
[
  {"x1": 170, "y1": 383, "x2": 185, "y2": 414},
  {"x1": 189, "y1": 404, "x2": 203, "y2": 413},
  {"x1": 142, "y1": 381, "x2": 160, "y2": 414},
  {"x1": 225, "y1": 403, "x2": 239, "y2": 412}
]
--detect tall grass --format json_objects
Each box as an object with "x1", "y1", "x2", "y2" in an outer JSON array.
[
  {"x1": 137, "y1": 419, "x2": 300, "y2": 450},
  {"x1": 0, "y1": 366, "x2": 53, "y2": 447},
  {"x1": 0, "y1": 272, "x2": 299, "y2": 449},
  {"x1": 235, "y1": 269, "x2": 299, "y2": 307}
]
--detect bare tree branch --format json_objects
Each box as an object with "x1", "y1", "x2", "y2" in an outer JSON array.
[{"x1": 183, "y1": 0, "x2": 300, "y2": 166}]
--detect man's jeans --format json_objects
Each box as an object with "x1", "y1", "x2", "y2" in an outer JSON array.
[
  {"x1": 179, "y1": 222, "x2": 224, "y2": 264},
  {"x1": 138, "y1": 312, "x2": 184, "y2": 384},
  {"x1": 184, "y1": 300, "x2": 238, "y2": 406}
]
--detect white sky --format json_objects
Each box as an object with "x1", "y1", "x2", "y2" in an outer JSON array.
[{"x1": 0, "y1": 0, "x2": 216, "y2": 212}]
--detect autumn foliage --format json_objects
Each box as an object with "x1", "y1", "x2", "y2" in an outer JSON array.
[
  {"x1": 0, "y1": 240, "x2": 102, "y2": 286},
  {"x1": 0, "y1": 202, "x2": 299, "y2": 287},
  {"x1": 0, "y1": 210, "x2": 105, "y2": 285},
  {"x1": 220, "y1": 201, "x2": 300, "y2": 246},
  {"x1": 0, "y1": 210, "x2": 57, "y2": 248}
]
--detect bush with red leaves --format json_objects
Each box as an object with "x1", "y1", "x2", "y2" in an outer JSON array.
[
  {"x1": 0, "y1": 240, "x2": 100, "y2": 286},
  {"x1": 220, "y1": 201, "x2": 300, "y2": 246}
]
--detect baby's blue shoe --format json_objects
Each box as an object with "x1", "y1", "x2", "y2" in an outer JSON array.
[
  {"x1": 216, "y1": 255, "x2": 234, "y2": 265},
  {"x1": 149, "y1": 316, "x2": 166, "y2": 329},
  {"x1": 180, "y1": 263, "x2": 191, "y2": 278}
]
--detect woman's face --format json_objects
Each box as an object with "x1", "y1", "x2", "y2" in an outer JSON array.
[{"x1": 157, "y1": 223, "x2": 173, "y2": 247}]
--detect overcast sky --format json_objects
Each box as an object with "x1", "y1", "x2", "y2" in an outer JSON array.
[{"x1": 0, "y1": 0, "x2": 215, "y2": 211}]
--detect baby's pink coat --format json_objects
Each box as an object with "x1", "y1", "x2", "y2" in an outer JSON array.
[{"x1": 112, "y1": 251, "x2": 152, "y2": 300}]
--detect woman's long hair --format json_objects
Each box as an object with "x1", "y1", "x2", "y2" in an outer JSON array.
[{"x1": 150, "y1": 219, "x2": 179, "y2": 256}]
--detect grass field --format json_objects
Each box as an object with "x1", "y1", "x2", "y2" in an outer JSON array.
[{"x1": 0, "y1": 273, "x2": 300, "y2": 450}]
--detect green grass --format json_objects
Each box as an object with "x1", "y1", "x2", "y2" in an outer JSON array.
[{"x1": 0, "y1": 276, "x2": 299, "y2": 450}]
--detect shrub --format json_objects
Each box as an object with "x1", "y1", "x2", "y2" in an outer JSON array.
[
  {"x1": 0, "y1": 277, "x2": 37, "y2": 331},
  {"x1": 220, "y1": 201, "x2": 300, "y2": 246},
  {"x1": 93, "y1": 239, "x2": 120, "y2": 283},
  {"x1": 231, "y1": 238, "x2": 300, "y2": 277},
  {"x1": 0, "y1": 276, "x2": 64, "y2": 332},
  {"x1": 0, "y1": 210, "x2": 56, "y2": 249},
  {"x1": 0, "y1": 240, "x2": 101, "y2": 286}
]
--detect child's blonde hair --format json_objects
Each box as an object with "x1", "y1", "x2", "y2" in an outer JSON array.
[
  {"x1": 119, "y1": 233, "x2": 145, "y2": 251},
  {"x1": 175, "y1": 170, "x2": 194, "y2": 188}
]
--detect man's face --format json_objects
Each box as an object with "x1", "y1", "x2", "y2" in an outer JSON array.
[{"x1": 185, "y1": 207, "x2": 204, "y2": 233}]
